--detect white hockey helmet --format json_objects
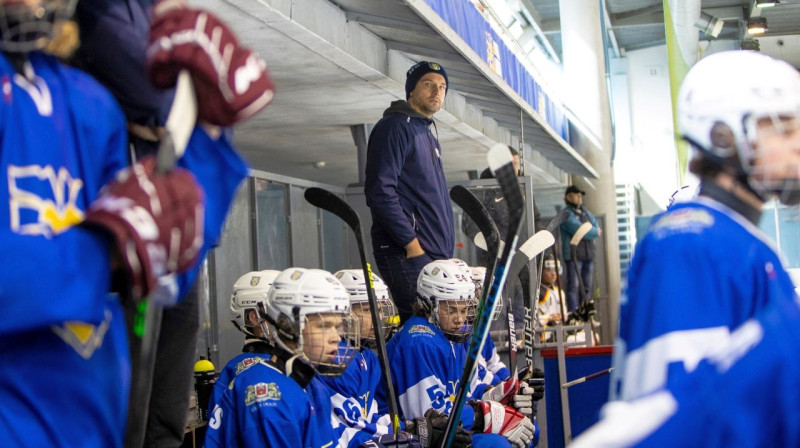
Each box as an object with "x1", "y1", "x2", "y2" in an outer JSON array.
[
  {"x1": 0, "y1": 0, "x2": 77, "y2": 53},
  {"x1": 264, "y1": 268, "x2": 358, "y2": 376},
  {"x1": 334, "y1": 269, "x2": 398, "y2": 348},
  {"x1": 469, "y1": 265, "x2": 502, "y2": 321},
  {"x1": 417, "y1": 259, "x2": 477, "y2": 342},
  {"x1": 230, "y1": 270, "x2": 280, "y2": 339},
  {"x1": 678, "y1": 51, "x2": 800, "y2": 204}
]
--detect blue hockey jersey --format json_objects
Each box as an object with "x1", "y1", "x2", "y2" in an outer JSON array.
[
  {"x1": 472, "y1": 336, "x2": 510, "y2": 396},
  {"x1": 205, "y1": 352, "x2": 337, "y2": 448},
  {"x1": 0, "y1": 52, "x2": 128, "y2": 333},
  {"x1": 0, "y1": 51, "x2": 131, "y2": 447},
  {"x1": 383, "y1": 315, "x2": 476, "y2": 427},
  {"x1": 383, "y1": 316, "x2": 516, "y2": 448},
  {"x1": 322, "y1": 348, "x2": 392, "y2": 448},
  {"x1": 611, "y1": 198, "x2": 797, "y2": 401},
  {"x1": 573, "y1": 297, "x2": 800, "y2": 448}
]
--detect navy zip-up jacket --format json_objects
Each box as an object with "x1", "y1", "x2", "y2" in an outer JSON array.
[{"x1": 365, "y1": 100, "x2": 454, "y2": 260}]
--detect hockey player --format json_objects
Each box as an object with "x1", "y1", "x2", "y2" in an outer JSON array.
[
  {"x1": 205, "y1": 269, "x2": 281, "y2": 414},
  {"x1": 383, "y1": 259, "x2": 536, "y2": 448},
  {"x1": 70, "y1": 1, "x2": 274, "y2": 444},
  {"x1": 204, "y1": 268, "x2": 360, "y2": 448},
  {"x1": 0, "y1": 0, "x2": 205, "y2": 445},
  {"x1": 322, "y1": 269, "x2": 397, "y2": 447},
  {"x1": 610, "y1": 50, "x2": 800, "y2": 404}
]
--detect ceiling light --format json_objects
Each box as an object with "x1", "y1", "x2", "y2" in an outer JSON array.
[
  {"x1": 695, "y1": 11, "x2": 724, "y2": 38},
  {"x1": 746, "y1": 17, "x2": 768, "y2": 35},
  {"x1": 755, "y1": 0, "x2": 779, "y2": 7}
]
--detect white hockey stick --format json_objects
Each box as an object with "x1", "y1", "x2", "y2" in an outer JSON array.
[{"x1": 570, "y1": 221, "x2": 593, "y2": 247}]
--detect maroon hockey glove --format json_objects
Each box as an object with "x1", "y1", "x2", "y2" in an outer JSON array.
[
  {"x1": 471, "y1": 401, "x2": 534, "y2": 448},
  {"x1": 83, "y1": 156, "x2": 204, "y2": 301},
  {"x1": 147, "y1": 0, "x2": 275, "y2": 126}
]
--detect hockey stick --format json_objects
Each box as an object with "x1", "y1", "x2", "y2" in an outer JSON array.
[
  {"x1": 569, "y1": 221, "x2": 593, "y2": 310},
  {"x1": 127, "y1": 71, "x2": 197, "y2": 448},
  {"x1": 512, "y1": 231, "x2": 555, "y2": 374},
  {"x1": 441, "y1": 144, "x2": 525, "y2": 448},
  {"x1": 569, "y1": 221, "x2": 600, "y2": 344},
  {"x1": 561, "y1": 367, "x2": 613, "y2": 389},
  {"x1": 533, "y1": 209, "x2": 570, "y2": 327},
  {"x1": 303, "y1": 187, "x2": 402, "y2": 437},
  {"x1": 451, "y1": 186, "x2": 501, "y2": 315}
]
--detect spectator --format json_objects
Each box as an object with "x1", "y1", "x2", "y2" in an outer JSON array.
[
  {"x1": 537, "y1": 254, "x2": 563, "y2": 329},
  {"x1": 559, "y1": 185, "x2": 599, "y2": 313},
  {"x1": 365, "y1": 61, "x2": 454, "y2": 324}
]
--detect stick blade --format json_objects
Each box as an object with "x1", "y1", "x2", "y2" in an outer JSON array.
[
  {"x1": 570, "y1": 221, "x2": 593, "y2": 246},
  {"x1": 487, "y1": 143, "x2": 512, "y2": 174},
  {"x1": 474, "y1": 232, "x2": 487, "y2": 251},
  {"x1": 519, "y1": 230, "x2": 555, "y2": 259},
  {"x1": 304, "y1": 187, "x2": 360, "y2": 232}
]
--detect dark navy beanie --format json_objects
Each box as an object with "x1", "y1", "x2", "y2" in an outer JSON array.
[{"x1": 405, "y1": 61, "x2": 448, "y2": 99}]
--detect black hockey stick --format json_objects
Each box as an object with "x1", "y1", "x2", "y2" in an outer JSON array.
[
  {"x1": 451, "y1": 186, "x2": 500, "y2": 307},
  {"x1": 441, "y1": 144, "x2": 525, "y2": 448},
  {"x1": 561, "y1": 367, "x2": 614, "y2": 389},
  {"x1": 569, "y1": 222, "x2": 593, "y2": 311},
  {"x1": 303, "y1": 187, "x2": 402, "y2": 437},
  {"x1": 569, "y1": 222, "x2": 601, "y2": 344},
  {"x1": 127, "y1": 71, "x2": 197, "y2": 448}
]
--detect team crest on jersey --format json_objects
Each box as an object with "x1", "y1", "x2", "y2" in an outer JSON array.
[
  {"x1": 51, "y1": 310, "x2": 111, "y2": 359},
  {"x1": 245, "y1": 382, "x2": 281, "y2": 406},
  {"x1": 408, "y1": 324, "x2": 434, "y2": 336},
  {"x1": 235, "y1": 357, "x2": 261, "y2": 375},
  {"x1": 651, "y1": 208, "x2": 714, "y2": 235},
  {"x1": 8, "y1": 164, "x2": 85, "y2": 237}
]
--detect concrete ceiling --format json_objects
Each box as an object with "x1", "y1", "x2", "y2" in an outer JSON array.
[{"x1": 208, "y1": 0, "x2": 596, "y2": 188}]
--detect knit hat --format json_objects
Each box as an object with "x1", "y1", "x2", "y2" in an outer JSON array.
[{"x1": 405, "y1": 61, "x2": 448, "y2": 99}]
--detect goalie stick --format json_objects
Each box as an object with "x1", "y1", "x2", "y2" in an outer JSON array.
[
  {"x1": 127, "y1": 71, "x2": 197, "y2": 448},
  {"x1": 441, "y1": 144, "x2": 525, "y2": 448},
  {"x1": 303, "y1": 187, "x2": 402, "y2": 438}
]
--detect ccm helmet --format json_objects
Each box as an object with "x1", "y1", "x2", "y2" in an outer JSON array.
[
  {"x1": 335, "y1": 269, "x2": 397, "y2": 348},
  {"x1": 678, "y1": 51, "x2": 800, "y2": 204},
  {"x1": 230, "y1": 270, "x2": 280, "y2": 339},
  {"x1": 417, "y1": 259, "x2": 477, "y2": 343},
  {"x1": 264, "y1": 268, "x2": 358, "y2": 376}
]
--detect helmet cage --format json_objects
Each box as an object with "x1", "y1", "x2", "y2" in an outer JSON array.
[
  {"x1": 264, "y1": 268, "x2": 359, "y2": 377},
  {"x1": 417, "y1": 260, "x2": 477, "y2": 343},
  {"x1": 0, "y1": 0, "x2": 77, "y2": 53}
]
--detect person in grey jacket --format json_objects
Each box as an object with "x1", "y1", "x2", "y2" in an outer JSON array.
[
  {"x1": 559, "y1": 185, "x2": 600, "y2": 313},
  {"x1": 365, "y1": 61, "x2": 454, "y2": 323}
]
